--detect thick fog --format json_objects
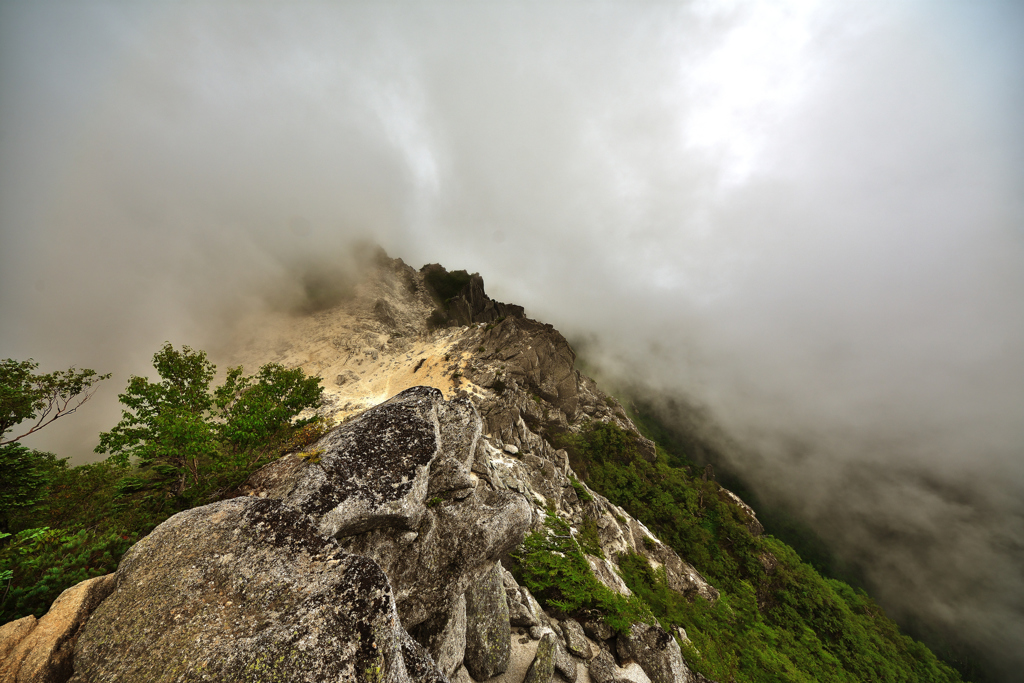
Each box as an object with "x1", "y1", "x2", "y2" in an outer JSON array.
[{"x1": 1, "y1": 1, "x2": 1022, "y2": 678}]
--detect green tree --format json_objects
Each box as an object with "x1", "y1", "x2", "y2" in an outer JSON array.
[
  {"x1": 214, "y1": 363, "x2": 324, "y2": 462},
  {"x1": 0, "y1": 444, "x2": 65, "y2": 532},
  {"x1": 1, "y1": 358, "x2": 110, "y2": 445},
  {"x1": 96, "y1": 344, "x2": 218, "y2": 488},
  {"x1": 96, "y1": 343, "x2": 325, "y2": 489},
  {"x1": 0, "y1": 357, "x2": 108, "y2": 529}
]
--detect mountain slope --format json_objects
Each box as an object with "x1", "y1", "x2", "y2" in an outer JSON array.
[
  {"x1": 221, "y1": 254, "x2": 964, "y2": 682},
  {"x1": 0, "y1": 253, "x2": 965, "y2": 683}
]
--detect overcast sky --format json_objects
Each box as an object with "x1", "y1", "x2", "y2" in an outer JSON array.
[{"x1": 2, "y1": 0, "x2": 1022, "y2": 677}]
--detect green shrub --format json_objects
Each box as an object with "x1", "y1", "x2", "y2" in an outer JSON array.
[
  {"x1": 578, "y1": 517, "x2": 604, "y2": 558},
  {"x1": 569, "y1": 475, "x2": 593, "y2": 503},
  {"x1": 0, "y1": 343, "x2": 329, "y2": 626},
  {"x1": 510, "y1": 512, "x2": 650, "y2": 634},
  {"x1": 555, "y1": 420, "x2": 964, "y2": 683},
  {"x1": 0, "y1": 526, "x2": 135, "y2": 622}
]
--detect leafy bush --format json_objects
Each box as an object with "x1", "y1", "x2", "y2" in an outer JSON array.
[
  {"x1": 0, "y1": 445, "x2": 65, "y2": 530},
  {"x1": 509, "y1": 512, "x2": 650, "y2": 634},
  {"x1": 569, "y1": 475, "x2": 593, "y2": 502},
  {"x1": 96, "y1": 343, "x2": 324, "y2": 494},
  {"x1": 578, "y1": 517, "x2": 604, "y2": 558}
]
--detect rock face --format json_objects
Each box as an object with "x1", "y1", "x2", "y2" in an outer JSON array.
[
  {"x1": 66, "y1": 386, "x2": 538, "y2": 683},
  {"x1": 420, "y1": 265, "x2": 525, "y2": 327},
  {"x1": 282, "y1": 386, "x2": 446, "y2": 538},
  {"x1": 411, "y1": 594, "x2": 466, "y2": 680},
  {"x1": 69, "y1": 497, "x2": 434, "y2": 683},
  {"x1": 245, "y1": 387, "x2": 531, "y2": 631},
  {"x1": 0, "y1": 256, "x2": 741, "y2": 683},
  {"x1": 0, "y1": 575, "x2": 114, "y2": 683},
  {"x1": 617, "y1": 622, "x2": 692, "y2": 683},
  {"x1": 560, "y1": 619, "x2": 594, "y2": 661}
]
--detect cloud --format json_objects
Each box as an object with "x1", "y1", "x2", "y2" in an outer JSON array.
[{"x1": 1, "y1": 0, "x2": 1022, "y2": 676}]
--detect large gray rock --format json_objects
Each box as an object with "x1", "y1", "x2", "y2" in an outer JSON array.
[
  {"x1": 588, "y1": 651, "x2": 629, "y2": 683},
  {"x1": 560, "y1": 618, "x2": 593, "y2": 660},
  {"x1": 581, "y1": 616, "x2": 613, "y2": 643},
  {"x1": 283, "y1": 386, "x2": 446, "y2": 538},
  {"x1": 409, "y1": 593, "x2": 467, "y2": 680},
  {"x1": 552, "y1": 640, "x2": 578, "y2": 683},
  {"x1": 504, "y1": 572, "x2": 540, "y2": 628},
  {"x1": 463, "y1": 563, "x2": 511, "y2": 680},
  {"x1": 69, "y1": 498, "x2": 442, "y2": 683},
  {"x1": 0, "y1": 574, "x2": 114, "y2": 683},
  {"x1": 523, "y1": 632, "x2": 556, "y2": 683},
  {"x1": 244, "y1": 387, "x2": 531, "y2": 630},
  {"x1": 617, "y1": 622, "x2": 692, "y2": 683},
  {"x1": 340, "y1": 485, "x2": 530, "y2": 630}
]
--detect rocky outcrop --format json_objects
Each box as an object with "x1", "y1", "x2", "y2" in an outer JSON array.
[
  {"x1": 280, "y1": 386, "x2": 446, "y2": 537},
  {"x1": 589, "y1": 650, "x2": 654, "y2": 683},
  {"x1": 420, "y1": 265, "x2": 525, "y2": 327},
  {"x1": 560, "y1": 619, "x2": 594, "y2": 661},
  {"x1": 0, "y1": 616, "x2": 37, "y2": 662},
  {"x1": 69, "y1": 497, "x2": 434, "y2": 683},
  {"x1": 0, "y1": 255, "x2": 742, "y2": 683},
  {"x1": 552, "y1": 640, "x2": 578, "y2": 683},
  {"x1": 410, "y1": 594, "x2": 466, "y2": 680},
  {"x1": 522, "y1": 632, "x2": 555, "y2": 683},
  {"x1": 0, "y1": 575, "x2": 114, "y2": 683},
  {"x1": 617, "y1": 622, "x2": 692, "y2": 683},
  {"x1": 244, "y1": 387, "x2": 531, "y2": 631}
]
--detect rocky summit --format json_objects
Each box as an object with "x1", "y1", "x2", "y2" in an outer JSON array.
[{"x1": 1, "y1": 255, "x2": 758, "y2": 683}]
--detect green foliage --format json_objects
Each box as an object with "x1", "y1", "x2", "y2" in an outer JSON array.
[
  {"x1": 423, "y1": 268, "x2": 472, "y2": 305},
  {"x1": 1, "y1": 358, "x2": 110, "y2": 444},
  {"x1": 96, "y1": 343, "x2": 217, "y2": 484},
  {"x1": 214, "y1": 363, "x2": 323, "y2": 453},
  {"x1": 0, "y1": 525, "x2": 135, "y2": 623},
  {"x1": 578, "y1": 516, "x2": 604, "y2": 558},
  {"x1": 510, "y1": 512, "x2": 650, "y2": 634},
  {"x1": 569, "y1": 475, "x2": 593, "y2": 502},
  {"x1": 0, "y1": 343, "x2": 329, "y2": 624},
  {"x1": 96, "y1": 343, "x2": 324, "y2": 491},
  {"x1": 556, "y1": 420, "x2": 964, "y2": 683},
  {"x1": 0, "y1": 444, "x2": 65, "y2": 529}
]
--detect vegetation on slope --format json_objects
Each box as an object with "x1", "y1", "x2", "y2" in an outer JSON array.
[
  {"x1": 509, "y1": 510, "x2": 652, "y2": 635},
  {"x1": 549, "y1": 419, "x2": 964, "y2": 683},
  {"x1": 626, "y1": 399, "x2": 990, "y2": 683}
]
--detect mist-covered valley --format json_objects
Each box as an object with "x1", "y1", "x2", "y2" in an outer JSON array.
[{"x1": 2, "y1": 1, "x2": 1023, "y2": 680}]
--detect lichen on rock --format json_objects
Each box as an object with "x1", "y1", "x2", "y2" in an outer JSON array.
[
  {"x1": 463, "y1": 563, "x2": 511, "y2": 681},
  {"x1": 68, "y1": 497, "x2": 439, "y2": 683}
]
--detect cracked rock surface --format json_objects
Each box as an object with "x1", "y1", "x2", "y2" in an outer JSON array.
[{"x1": 69, "y1": 497, "x2": 437, "y2": 683}]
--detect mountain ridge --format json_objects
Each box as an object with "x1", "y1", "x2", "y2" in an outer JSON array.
[{"x1": 0, "y1": 253, "x2": 965, "y2": 683}]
